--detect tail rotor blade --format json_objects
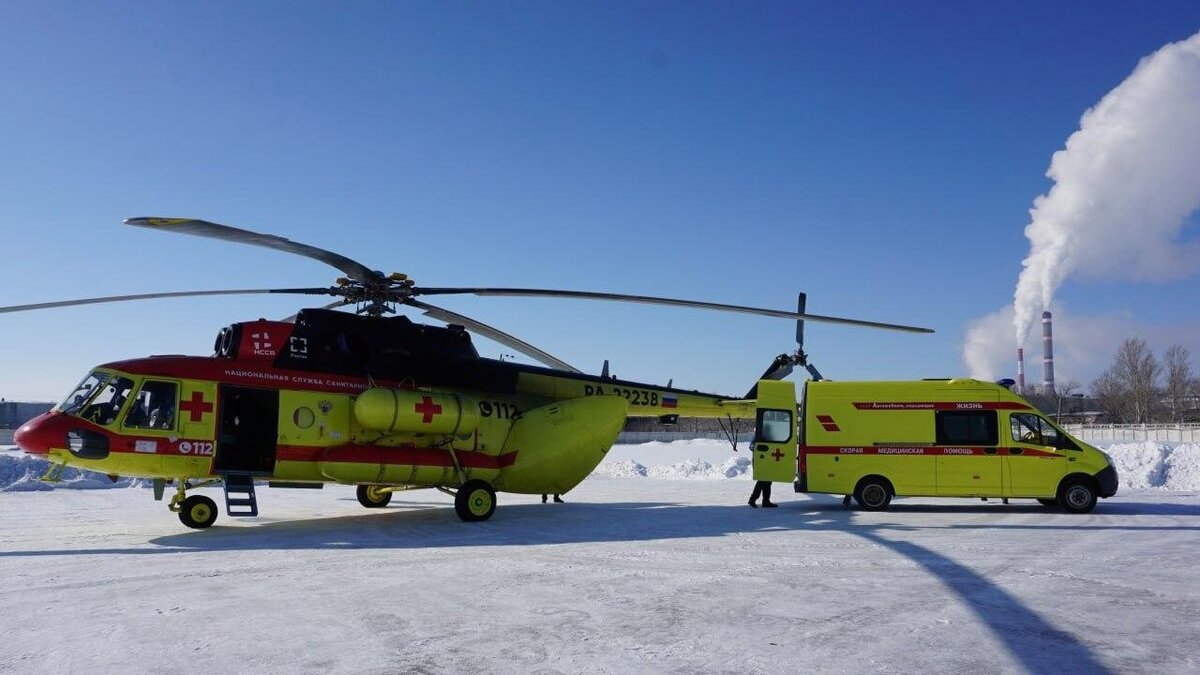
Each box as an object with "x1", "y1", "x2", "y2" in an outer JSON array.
[{"x1": 796, "y1": 292, "x2": 807, "y2": 348}]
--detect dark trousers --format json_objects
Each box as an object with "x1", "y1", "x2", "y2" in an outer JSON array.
[{"x1": 750, "y1": 480, "x2": 772, "y2": 503}]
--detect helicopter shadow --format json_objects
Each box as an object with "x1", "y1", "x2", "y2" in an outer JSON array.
[
  {"x1": 165, "y1": 496, "x2": 1187, "y2": 673},
  {"x1": 178, "y1": 501, "x2": 1124, "y2": 672},
  {"x1": 10, "y1": 498, "x2": 1172, "y2": 673}
]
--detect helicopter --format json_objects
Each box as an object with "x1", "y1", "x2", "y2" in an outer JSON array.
[{"x1": 7, "y1": 218, "x2": 932, "y2": 529}]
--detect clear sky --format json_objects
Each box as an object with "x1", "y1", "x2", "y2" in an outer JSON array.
[{"x1": 2, "y1": 1, "x2": 1199, "y2": 401}]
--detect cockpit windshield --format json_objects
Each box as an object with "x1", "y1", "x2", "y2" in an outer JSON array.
[
  {"x1": 58, "y1": 372, "x2": 112, "y2": 414},
  {"x1": 58, "y1": 371, "x2": 135, "y2": 426}
]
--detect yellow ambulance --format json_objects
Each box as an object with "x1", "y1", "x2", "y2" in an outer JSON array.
[{"x1": 749, "y1": 378, "x2": 1118, "y2": 513}]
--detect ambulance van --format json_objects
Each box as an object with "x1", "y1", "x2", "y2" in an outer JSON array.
[{"x1": 749, "y1": 378, "x2": 1119, "y2": 513}]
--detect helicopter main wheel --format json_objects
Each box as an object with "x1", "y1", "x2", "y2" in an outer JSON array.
[
  {"x1": 179, "y1": 495, "x2": 219, "y2": 529},
  {"x1": 357, "y1": 484, "x2": 393, "y2": 508},
  {"x1": 454, "y1": 480, "x2": 497, "y2": 522}
]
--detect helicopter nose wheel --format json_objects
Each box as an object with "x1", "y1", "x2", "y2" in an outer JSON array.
[{"x1": 179, "y1": 495, "x2": 219, "y2": 529}]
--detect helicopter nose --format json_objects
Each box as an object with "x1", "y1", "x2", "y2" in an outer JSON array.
[{"x1": 14, "y1": 412, "x2": 61, "y2": 456}]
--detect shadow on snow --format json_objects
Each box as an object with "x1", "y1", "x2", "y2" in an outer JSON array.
[{"x1": 10, "y1": 496, "x2": 1190, "y2": 673}]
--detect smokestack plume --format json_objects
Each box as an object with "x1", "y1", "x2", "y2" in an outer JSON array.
[
  {"x1": 1042, "y1": 311, "x2": 1055, "y2": 393},
  {"x1": 1017, "y1": 347, "x2": 1026, "y2": 393},
  {"x1": 1011, "y1": 31, "x2": 1200, "y2": 348}
]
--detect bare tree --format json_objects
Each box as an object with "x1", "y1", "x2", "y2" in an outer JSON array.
[
  {"x1": 1091, "y1": 338, "x2": 1164, "y2": 423},
  {"x1": 1054, "y1": 380, "x2": 1081, "y2": 421},
  {"x1": 1091, "y1": 369, "x2": 1131, "y2": 423},
  {"x1": 1163, "y1": 345, "x2": 1193, "y2": 423}
]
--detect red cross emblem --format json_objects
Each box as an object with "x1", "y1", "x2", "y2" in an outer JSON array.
[
  {"x1": 179, "y1": 391, "x2": 214, "y2": 422},
  {"x1": 414, "y1": 396, "x2": 443, "y2": 424},
  {"x1": 772, "y1": 448, "x2": 785, "y2": 462}
]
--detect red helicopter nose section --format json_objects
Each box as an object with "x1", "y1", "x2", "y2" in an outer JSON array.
[{"x1": 14, "y1": 411, "x2": 63, "y2": 456}]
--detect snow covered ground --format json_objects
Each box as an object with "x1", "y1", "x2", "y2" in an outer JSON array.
[{"x1": 2, "y1": 441, "x2": 1199, "y2": 674}]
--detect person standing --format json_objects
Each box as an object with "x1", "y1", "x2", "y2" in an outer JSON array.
[{"x1": 748, "y1": 480, "x2": 776, "y2": 508}]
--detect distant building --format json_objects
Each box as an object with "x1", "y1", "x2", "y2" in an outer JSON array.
[{"x1": 0, "y1": 400, "x2": 54, "y2": 429}]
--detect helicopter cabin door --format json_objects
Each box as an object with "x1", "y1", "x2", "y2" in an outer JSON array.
[{"x1": 214, "y1": 385, "x2": 280, "y2": 475}]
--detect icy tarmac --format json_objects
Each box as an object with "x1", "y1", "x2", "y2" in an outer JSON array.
[{"x1": 2, "y1": 474, "x2": 1198, "y2": 674}]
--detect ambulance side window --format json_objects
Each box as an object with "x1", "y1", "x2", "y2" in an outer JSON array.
[
  {"x1": 1011, "y1": 413, "x2": 1060, "y2": 446},
  {"x1": 756, "y1": 409, "x2": 793, "y2": 443},
  {"x1": 935, "y1": 410, "x2": 998, "y2": 445}
]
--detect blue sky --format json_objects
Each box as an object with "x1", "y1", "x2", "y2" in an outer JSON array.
[{"x1": 2, "y1": 2, "x2": 1198, "y2": 401}]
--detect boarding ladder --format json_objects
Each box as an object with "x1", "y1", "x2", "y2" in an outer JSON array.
[{"x1": 221, "y1": 472, "x2": 259, "y2": 517}]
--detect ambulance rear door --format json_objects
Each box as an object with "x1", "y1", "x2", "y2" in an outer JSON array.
[{"x1": 752, "y1": 380, "x2": 798, "y2": 482}]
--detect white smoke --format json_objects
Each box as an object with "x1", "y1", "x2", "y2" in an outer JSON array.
[
  {"x1": 965, "y1": 305, "x2": 1140, "y2": 385},
  {"x1": 965, "y1": 303, "x2": 1200, "y2": 389},
  {"x1": 1012, "y1": 31, "x2": 1200, "y2": 345}
]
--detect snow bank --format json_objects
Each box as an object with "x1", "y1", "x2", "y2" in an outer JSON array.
[
  {"x1": 6, "y1": 441, "x2": 1198, "y2": 491},
  {"x1": 601, "y1": 441, "x2": 1200, "y2": 490},
  {"x1": 1100, "y1": 442, "x2": 1200, "y2": 491},
  {"x1": 0, "y1": 448, "x2": 148, "y2": 492}
]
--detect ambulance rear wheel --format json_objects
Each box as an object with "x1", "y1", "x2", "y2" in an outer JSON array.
[
  {"x1": 1058, "y1": 478, "x2": 1097, "y2": 514},
  {"x1": 357, "y1": 485, "x2": 393, "y2": 508},
  {"x1": 1037, "y1": 498, "x2": 1059, "y2": 507},
  {"x1": 179, "y1": 495, "x2": 218, "y2": 529},
  {"x1": 854, "y1": 477, "x2": 892, "y2": 511},
  {"x1": 455, "y1": 480, "x2": 496, "y2": 522}
]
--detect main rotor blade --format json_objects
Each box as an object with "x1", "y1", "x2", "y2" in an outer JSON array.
[
  {"x1": 405, "y1": 299, "x2": 582, "y2": 373},
  {"x1": 413, "y1": 287, "x2": 934, "y2": 334},
  {"x1": 125, "y1": 217, "x2": 382, "y2": 285},
  {"x1": 282, "y1": 298, "x2": 353, "y2": 323},
  {"x1": 0, "y1": 288, "x2": 333, "y2": 315}
]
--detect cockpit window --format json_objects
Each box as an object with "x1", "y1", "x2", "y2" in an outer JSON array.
[
  {"x1": 58, "y1": 372, "x2": 112, "y2": 414},
  {"x1": 124, "y1": 380, "x2": 179, "y2": 431},
  {"x1": 78, "y1": 376, "x2": 135, "y2": 426}
]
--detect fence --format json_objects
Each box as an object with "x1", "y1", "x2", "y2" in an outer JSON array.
[
  {"x1": 620, "y1": 425, "x2": 1200, "y2": 445},
  {"x1": 616, "y1": 431, "x2": 753, "y2": 445},
  {"x1": 1063, "y1": 424, "x2": 1200, "y2": 444},
  {"x1": 5, "y1": 425, "x2": 1194, "y2": 450}
]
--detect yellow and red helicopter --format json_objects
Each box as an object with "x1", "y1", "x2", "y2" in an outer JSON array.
[{"x1": 6, "y1": 218, "x2": 931, "y2": 529}]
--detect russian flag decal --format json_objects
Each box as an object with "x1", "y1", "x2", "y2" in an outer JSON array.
[{"x1": 663, "y1": 396, "x2": 678, "y2": 408}]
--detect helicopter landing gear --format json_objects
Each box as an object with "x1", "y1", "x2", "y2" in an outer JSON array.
[
  {"x1": 167, "y1": 478, "x2": 222, "y2": 529},
  {"x1": 454, "y1": 480, "x2": 497, "y2": 522},
  {"x1": 357, "y1": 484, "x2": 393, "y2": 508},
  {"x1": 179, "y1": 495, "x2": 219, "y2": 529}
]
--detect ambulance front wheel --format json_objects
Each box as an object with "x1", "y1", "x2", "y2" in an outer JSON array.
[
  {"x1": 1058, "y1": 477, "x2": 1098, "y2": 514},
  {"x1": 854, "y1": 476, "x2": 893, "y2": 511},
  {"x1": 179, "y1": 495, "x2": 219, "y2": 529}
]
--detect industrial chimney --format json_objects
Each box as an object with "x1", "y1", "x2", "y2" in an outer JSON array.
[
  {"x1": 1016, "y1": 347, "x2": 1026, "y2": 394},
  {"x1": 1042, "y1": 311, "x2": 1055, "y2": 393}
]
